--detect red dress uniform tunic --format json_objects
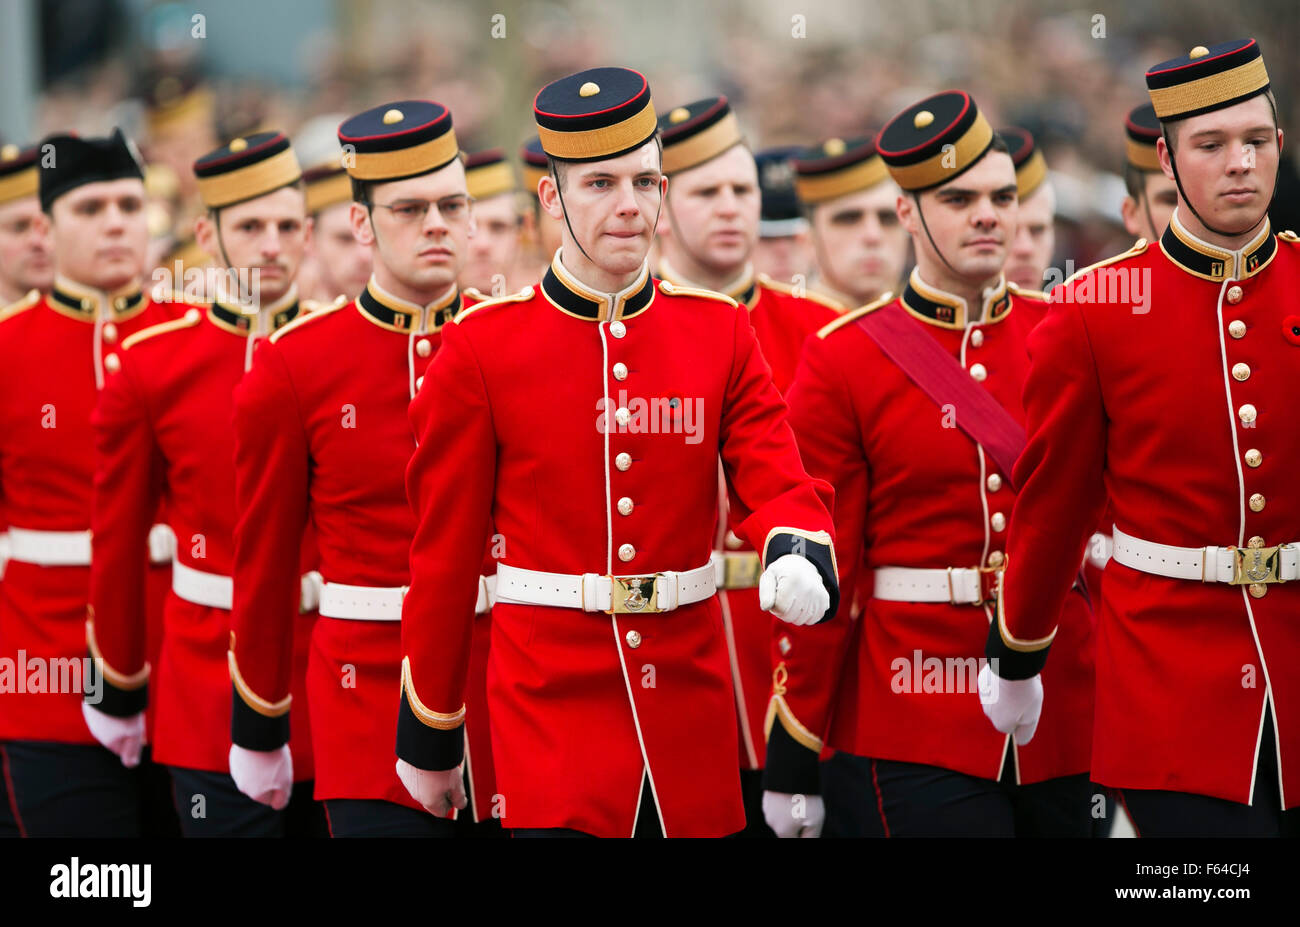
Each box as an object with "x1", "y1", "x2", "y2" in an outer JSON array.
[
  {"x1": 658, "y1": 261, "x2": 842, "y2": 769},
  {"x1": 88, "y1": 294, "x2": 316, "y2": 778},
  {"x1": 397, "y1": 256, "x2": 839, "y2": 837},
  {"x1": 0, "y1": 280, "x2": 179, "y2": 743},
  {"x1": 228, "y1": 281, "x2": 490, "y2": 812},
  {"x1": 767, "y1": 274, "x2": 1094, "y2": 792},
  {"x1": 990, "y1": 218, "x2": 1300, "y2": 807}
]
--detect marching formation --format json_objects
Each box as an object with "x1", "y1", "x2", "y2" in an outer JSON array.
[{"x1": 0, "y1": 36, "x2": 1295, "y2": 838}]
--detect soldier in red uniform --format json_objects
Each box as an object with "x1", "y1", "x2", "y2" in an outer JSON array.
[
  {"x1": 395, "y1": 67, "x2": 839, "y2": 838},
  {"x1": 985, "y1": 39, "x2": 1300, "y2": 837},
  {"x1": 653, "y1": 96, "x2": 842, "y2": 835},
  {"x1": 764, "y1": 93, "x2": 1095, "y2": 837},
  {"x1": 1002, "y1": 128, "x2": 1056, "y2": 293},
  {"x1": 82, "y1": 131, "x2": 323, "y2": 836},
  {"x1": 0, "y1": 130, "x2": 182, "y2": 836},
  {"x1": 752, "y1": 146, "x2": 813, "y2": 285},
  {"x1": 226, "y1": 101, "x2": 492, "y2": 837},
  {"x1": 1121, "y1": 103, "x2": 1179, "y2": 245},
  {"x1": 299, "y1": 162, "x2": 372, "y2": 305},
  {"x1": 460, "y1": 149, "x2": 525, "y2": 299},
  {"x1": 518, "y1": 137, "x2": 563, "y2": 279}
]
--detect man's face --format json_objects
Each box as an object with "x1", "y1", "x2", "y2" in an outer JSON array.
[
  {"x1": 351, "y1": 158, "x2": 471, "y2": 294},
  {"x1": 540, "y1": 139, "x2": 664, "y2": 279},
  {"x1": 663, "y1": 144, "x2": 759, "y2": 274},
  {"x1": 1122, "y1": 171, "x2": 1178, "y2": 241},
  {"x1": 902, "y1": 151, "x2": 1018, "y2": 284},
  {"x1": 1005, "y1": 182, "x2": 1055, "y2": 290},
  {"x1": 196, "y1": 185, "x2": 309, "y2": 305},
  {"x1": 307, "y1": 202, "x2": 372, "y2": 300},
  {"x1": 811, "y1": 181, "x2": 909, "y2": 303},
  {"x1": 0, "y1": 196, "x2": 54, "y2": 295},
  {"x1": 753, "y1": 231, "x2": 812, "y2": 286},
  {"x1": 1158, "y1": 95, "x2": 1281, "y2": 236},
  {"x1": 50, "y1": 178, "x2": 149, "y2": 292},
  {"x1": 461, "y1": 192, "x2": 521, "y2": 294}
]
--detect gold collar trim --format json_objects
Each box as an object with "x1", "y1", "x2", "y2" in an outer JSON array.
[
  {"x1": 357, "y1": 277, "x2": 461, "y2": 333},
  {"x1": 900, "y1": 269, "x2": 1010, "y2": 329},
  {"x1": 541, "y1": 250, "x2": 655, "y2": 322},
  {"x1": 1160, "y1": 210, "x2": 1276, "y2": 282},
  {"x1": 49, "y1": 275, "x2": 146, "y2": 323}
]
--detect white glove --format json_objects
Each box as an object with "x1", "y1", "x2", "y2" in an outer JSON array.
[
  {"x1": 759, "y1": 554, "x2": 829, "y2": 626},
  {"x1": 81, "y1": 702, "x2": 145, "y2": 768},
  {"x1": 229, "y1": 744, "x2": 293, "y2": 810},
  {"x1": 978, "y1": 662, "x2": 1043, "y2": 745},
  {"x1": 396, "y1": 759, "x2": 466, "y2": 818},
  {"x1": 762, "y1": 790, "x2": 825, "y2": 837}
]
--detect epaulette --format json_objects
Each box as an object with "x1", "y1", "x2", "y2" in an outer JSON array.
[
  {"x1": 1278, "y1": 229, "x2": 1299, "y2": 244},
  {"x1": 301, "y1": 295, "x2": 348, "y2": 315},
  {"x1": 757, "y1": 274, "x2": 846, "y2": 313},
  {"x1": 657, "y1": 279, "x2": 737, "y2": 307},
  {"x1": 122, "y1": 307, "x2": 203, "y2": 351},
  {"x1": 269, "y1": 298, "x2": 348, "y2": 344},
  {"x1": 1062, "y1": 238, "x2": 1149, "y2": 289},
  {"x1": 0, "y1": 289, "x2": 41, "y2": 326},
  {"x1": 816, "y1": 291, "x2": 894, "y2": 339},
  {"x1": 453, "y1": 285, "x2": 534, "y2": 325},
  {"x1": 1007, "y1": 281, "x2": 1050, "y2": 301},
  {"x1": 462, "y1": 286, "x2": 487, "y2": 301}
]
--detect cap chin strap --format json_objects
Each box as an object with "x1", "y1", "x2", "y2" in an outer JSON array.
[
  {"x1": 549, "y1": 156, "x2": 665, "y2": 279},
  {"x1": 913, "y1": 193, "x2": 963, "y2": 278}
]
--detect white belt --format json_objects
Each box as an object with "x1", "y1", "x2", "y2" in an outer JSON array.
[
  {"x1": 873, "y1": 565, "x2": 1002, "y2": 605},
  {"x1": 1111, "y1": 525, "x2": 1299, "y2": 585},
  {"x1": 494, "y1": 562, "x2": 716, "y2": 614},
  {"x1": 173, "y1": 560, "x2": 323, "y2": 612},
  {"x1": 319, "y1": 575, "x2": 497, "y2": 621},
  {"x1": 8, "y1": 525, "x2": 174, "y2": 567},
  {"x1": 711, "y1": 550, "x2": 763, "y2": 590}
]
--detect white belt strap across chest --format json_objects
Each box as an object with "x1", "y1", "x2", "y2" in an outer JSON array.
[
  {"x1": 1111, "y1": 525, "x2": 1299, "y2": 585},
  {"x1": 173, "y1": 560, "x2": 323, "y2": 613},
  {"x1": 318, "y1": 574, "x2": 497, "y2": 621},
  {"x1": 494, "y1": 562, "x2": 716, "y2": 614},
  {"x1": 8, "y1": 524, "x2": 174, "y2": 567},
  {"x1": 873, "y1": 565, "x2": 1002, "y2": 605}
]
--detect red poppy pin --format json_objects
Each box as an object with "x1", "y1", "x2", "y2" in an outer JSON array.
[{"x1": 1285, "y1": 314, "x2": 1300, "y2": 346}]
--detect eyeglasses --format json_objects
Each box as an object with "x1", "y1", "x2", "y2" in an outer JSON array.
[{"x1": 366, "y1": 195, "x2": 472, "y2": 225}]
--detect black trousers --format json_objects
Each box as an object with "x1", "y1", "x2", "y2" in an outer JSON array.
[
  {"x1": 738, "y1": 767, "x2": 776, "y2": 837},
  {"x1": 822, "y1": 743, "x2": 1092, "y2": 837},
  {"x1": 1, "y1": 740, "x2": 141, "y2": 837},
  {"x1": 168, "y1": 765, "x2": 294, "y2": 837},
  {"x1": 0, "y1": 751, "x2": 17, "y2": 837},
  {"x1": 324, "y1": 798, "x2": 456, "y2": 837},
  {"x1": 1118, "y1": 703, "x2": 1300, "y2": 837},
  {"x1": 512, "y1": 775, "x2": 667, "y2": 838}
]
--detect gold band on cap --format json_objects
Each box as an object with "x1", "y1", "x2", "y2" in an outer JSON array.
[
  {"x1": 148, "y1": 87, "x2": 215, "y2": 135},
  {"x1": 466, "y1": 161, "x2": 516, "y2": 200},
  {"x1": 537, "y1": 99, "x2": 658, "y2": 161},
  {"x1": 347, "y1": 130, "x2": 460, "y2": 181},
  {"x1": 197, "y1": 147, "x2": 303, "y2": 209},
  {"x1": 795, "y1": 155, "x2": 890, "y2": 204},
  {"x1": 662, "y1": 111, "x2": 743, "y2": 175},
  {"x1": 1125, "y1": 137, "x2": 1162, "y2": 172},
  {"x1": 305, "y1": 170, "x2": 353, "y2": 214},
  {"x1": 0, "y1": 166, "x2": 38, "y2": 205},
  {"x1": 522, "y1": 164, "x2": 548, "y2": 195},
  {"x1": 1015, "y1": 148, "x2": 1048, "y2": 199},
  {"x1": 885, "y1": 111, "x2": 994, "y2": 191},
  {"x1": 1148, "y1": 56, "x2": 1269, "y2": 119}
]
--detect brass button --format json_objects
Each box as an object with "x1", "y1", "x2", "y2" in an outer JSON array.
[
  {"x1": 617, "y1": 496, "x2": 633, "y2": 516},
  {"x1": 1245, "y1": 448, "x2": 1262, "y2": 468},
  {"x1": 625, "y1": 629, "x2": 642, "y2": 648},
  {"x1": 1232, "y1": 362, "x2": 1250, "y2": 381},
  {"x1": 81, "y1": 298, "x2": 93, "y2": 311},
  {"x1": 1249, "y1": 493, "x2": 1265, "y2": 512},
  {"x1": 1248, "y1": 536, "x2": 1265, "y2": 549},
  {"x1": 969, "y1": 363, "x2": 987, "y2": 382},
  {"x1": 184, "y1": 308, "x2": 201, "y2": 322},
  {"x1": 609, "y1": 321, "x2": 627, "y2": 339},
  {"x1": 1238, "y1": 403, "x2": 1257, "y2": 425},
  {"x1": 986, "y1": 473, "x2": 1003, "y2": 493},
  {"x1": 114, "y1": 297, "x2": 127, "y2": 311},
  {"x1": 987, "y1": 551, "x2": 1005, "y2": 568},
  {"x1": 1228, "y1": 319, "x2": 1247, "y2": 339},
  {"x1": 970, "y1": 329, "x2": 984, "y2": 348},
  {"x1": 103, "y1": 353, "x2": 121, "y2": 374},
  {"x1": 778, "y1": 635, "x2": 791, "y2": 655},
  {"x1": 1226, "y1": 285, "x2": 1243, "y2": 304},
  {"x1": 612, "y1": 362, "x2": 628, "y2": 381},
  {"x1": 990, "y1": 512, "x2": 1006, "y2": 532},
  {"x1": 1249, "y1": 583, "x2": 1268, "y2": 599},
  {"x1": 102, "y1": 322, "x2": 118, "y2": 344},
  {"x1": 724, "y1": 530, "x2": 744, "y2": 550},
  {"x1": 615, "y1": 452, "x2": 632, "y2": 471},
  {"x1": 618, "y1": 543, "x2": 636, "y2": 562},
  {"x1": 416, "y1": 338, "x2": 432, "y2": 358},
  {"x1": 614, "y1": 407, "x2": 631, "y2": 426}
]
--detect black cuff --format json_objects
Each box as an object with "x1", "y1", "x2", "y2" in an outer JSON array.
[
  {"x1": 86, "y1": 650, "x2": 148, "y2": 716},
  {"x1": 761, "y1": 720, "x2": 822, "y2": 794},
  {"x1": 230, "y1": 687, "x2": 290, "y2": 751},
  {"x1": 765, "y1": 532, "x2": 840, "y2": 623},
  {"x1": 984, "y1": 613, "x2": 1051, "y2": 680},
  {"x1": 396, "y1": 692, "x2": 464, "y2": 771}
]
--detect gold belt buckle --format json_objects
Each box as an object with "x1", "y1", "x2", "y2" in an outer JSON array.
[
  {"x1": 608, "y1": 574, "x2": 662, "y2": 614},
  {"x1": 722, "y1": 552, "x2": 762, "y2": 589},
  {"x1": 973, "y1": 565, "x2": 1004, "y2": 607},
  {"x1": 1229, "y1": 545, "x2": 1284, "y2": 585}
]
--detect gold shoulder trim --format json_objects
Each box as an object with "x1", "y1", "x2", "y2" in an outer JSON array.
[
  {"x1": 758, "y1": 274, "x2": 846, "y2": 312},
  {"x1": 0, "y1": 288, "x2": 41, "y2": 325},
  {"x1": 1279, "y1": 229, "x2": 1299, "y2": 243},
  {"x1": 121, "y1": 307, "x2": 203, "y2": 351},
  {"x1": 657, "y1": 279, "x2": 738, "y2": 307},
  {"x1": 462, "y1": 286, "x2": 487, "y2": 301},
  {"x1": 815, "y1": 291, "x2": 894, "y2": 339},
  {"x1": 453, "y1": 284, "x2": 534, "y2": 324},
  {"x1": 269, "y1": 298, "x2": 347, "y2": 344},
  {"x1": 1007, "y1": 281, "x2": 1050, "y2": 301},
  {"x1": 1062, "y1": 238, "x2": 1149, "y2": 289}
]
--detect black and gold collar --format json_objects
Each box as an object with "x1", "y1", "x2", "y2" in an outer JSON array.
[
  {"x1": 208, "y1": 286, "x2": 300, "y2": 336},
  {"x1": 357, "y1": 278, "x2": 461, "y2": 333},
  {"x1": 541, "y1": 251, "x2": 655, "y2": 322},
  {"x1": 49, "y1": 276, "x2": 145, "y2": 323},
  {"x1": 901, "y1": 269, "x2": 1010, "y2": 329},
  {"x1": 1160, "y1": 211, "x2": 1276, "y2": 282},
  {"x1": 657, "y1": 259, "x2": 757, "y2": 307}
]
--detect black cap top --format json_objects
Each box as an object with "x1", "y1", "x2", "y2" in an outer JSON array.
[
  {"x1": 1145, "y1": 39, "x2": 1269, "y2": 121},
  {"x1": 534, "y1": 67, "x2": 657, "y2": 162},
  {"x1": 658, "y1": 97, "x2": 743, "y2": 175},
  {"x1": 193, "y1": 131, "x2": 303, "y2": 209},
  {"x1": 876, "y1": 90, "x2": 995, "y2": 192},
  {"x1": 38, "y1": 128, "x2": 145, "y2": 212},
  {"x1": 337, "y1": 100, "x2": 459, "y2": 182}
]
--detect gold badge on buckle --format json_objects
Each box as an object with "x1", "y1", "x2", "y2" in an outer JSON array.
[
  {"x1": 1230, "y1": 545, "x2": 1284, "y2": 586},
  {"x1": 609, "y1": 575, "x2": 660, "y2": 614}
]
